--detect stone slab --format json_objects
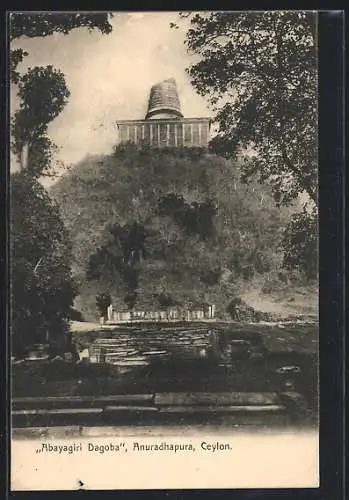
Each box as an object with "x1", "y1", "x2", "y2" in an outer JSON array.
[
  {"x1": 158, "y1": 405, "x2": 286, "y2": 413},
  {"x1": 155, "y1": 392, "x2": 281, "y2": 406},
  {"x1": 13, "y1": 408, "x2": 104, "y2": 415},
  {"x1": 12, "y1": 394, "x2": 154, "y2": 408},
  {"x1": 104, "y1": 406, "x2": 159, "y2": 412}
]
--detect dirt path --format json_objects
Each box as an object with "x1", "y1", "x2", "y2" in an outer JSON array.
[{"x1": 241, "y1": 284, "x2": 318, "y2": 318}]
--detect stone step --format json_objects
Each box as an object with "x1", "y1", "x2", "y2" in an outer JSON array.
[
  {"x1": 104, "y1": 406, "x2": 158, "y2": 413},
  {"x1": 155, "y1": 392, "x2": 281, "y2": 406},
  {"x1": 12, "y1": 404, "x2": 286, "y2": 418},
  {"x1": 94, "y1": 340, "x2": 170, "y2": 346},
  {"x1": 12, "y1": 392, "x2": 308, "y2": 429},
  {"x1": 90, "y1": 347, "x2": 141, "y2": 352},
  {"x1": 12, "y1": 394, "x2": 154, "y2": 409},
  {"x1": 142, "y1": 350, "x2": 168, "y2": 356},
  {"x1": 94, "y1": 341, "x2": 168, "y2": 347},
  {"x1": 110, "y1": 360, "x2": 149, "y2": 367},
  {"x1": 91, "y1": 346, "x2": 172, "y2": 353},
  {"x1": 158, "y1": 405, "x2": 286, "y2": 413},
  {"x1": 104, "y1": 350, "x2": 140, "y2": 356},
  {"x1": 13, "y1": 408, "x2": 104, "y2": 415}
]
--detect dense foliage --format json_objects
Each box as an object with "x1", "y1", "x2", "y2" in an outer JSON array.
[
  {"x1": 11, "y1": 172, "x2": 77, "y2": 357},
  {"x1": 9, "y1": 12, "x2": 113, "y2": 41},
  {"x1": 177, "y1": 11, "x2": 317, "y2": 208},
  {"x1": 52, "y1": 145, "x2": 294, "y2": 317},
  {"x1": 174, "y1": 11, "x2": 318, "y2": 279},
  {"x1": 95, "y1": 292, "x2": 112, "y2": 319},
  {"x1": 11, "y1": 66, "x2": 70, "y2": 176},
  {"x1": 158, "y1": 194, "x2": 216, "y2": 240},
  {"x1": 88, "y1": 222, "x2": 148, "y2": 309},
  {"x1": 11, "y1": 12, "x2": 113, "y2": 178},
  {"x1": 10, "y1": 13, "x2": 113, "y2": 355},
  {"x1": 282, "y1": 209, "x2": 318, "y2": 279}
]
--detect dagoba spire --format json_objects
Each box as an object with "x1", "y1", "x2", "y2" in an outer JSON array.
[
  {"x1": 145, "y1": 78, "x2": 183, "y2": 120},
  {"x1": 116, "y1": 78, "x2": 210, "y2": 148}
]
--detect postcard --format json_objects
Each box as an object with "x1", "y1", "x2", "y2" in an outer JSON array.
[{"x1": 10, "y1": 11, "x2": 319, "y2": 490}]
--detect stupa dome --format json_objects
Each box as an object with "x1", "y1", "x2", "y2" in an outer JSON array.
[{"x1": 145, "y1": 78, "x2": 183, "y2": 120}]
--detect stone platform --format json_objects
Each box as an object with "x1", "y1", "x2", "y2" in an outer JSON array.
[{"x1": 12, "y1": 391, "x2": 311, "y2": 428}]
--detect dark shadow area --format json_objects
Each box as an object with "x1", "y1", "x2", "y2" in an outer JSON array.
[{"x1": 12, "y1": 322, "x2": 318, "y2": 429}]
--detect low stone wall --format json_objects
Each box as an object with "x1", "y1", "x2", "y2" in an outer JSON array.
[{"x1": 107, "y1": 306, "x2": 215, "y2": 324}]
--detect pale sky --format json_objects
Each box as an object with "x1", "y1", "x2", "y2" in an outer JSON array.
[{"x1": 11, "y1": 12, "x2": 212, "y2": 177}]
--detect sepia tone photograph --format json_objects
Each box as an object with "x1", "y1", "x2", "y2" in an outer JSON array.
[{"x1": 10, "y1": 11, "x2": 319, "y2": 490}]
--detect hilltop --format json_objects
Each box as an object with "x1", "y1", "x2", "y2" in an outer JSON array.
[{"x1": 51, "y1": 145, "x2": 316, "y2": 321}]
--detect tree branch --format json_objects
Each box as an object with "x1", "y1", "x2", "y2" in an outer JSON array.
[{"x1": 273, "y1": 20, "x2": 317, "y2": 206}]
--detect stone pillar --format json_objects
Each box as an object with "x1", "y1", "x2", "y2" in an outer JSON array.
[
  {"x1": 174, "y1": 124, "x2": 178, "y2": 146},
  {"x1": 107, "y1": 304, "x2": 113, "y2": 321},
  {"x1": 210, "y1": 305, "x2": 216, "y2": 318}
]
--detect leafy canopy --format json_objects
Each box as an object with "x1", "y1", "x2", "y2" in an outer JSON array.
[
  {"x1": 88, "y1": 221, "x2": 148, "y2": 310},
  {"x1": 12, "y1": 66, "x2": 70, "y2": 176},
  {"x1": 11, "y1": 172, "x2": 77, "y2": 356},
  {"x1": 9, "y1": 12, "x2": 113, "y2": 41},
  {"x1": 95, "y1": 292, "x2": 112, "y2": 318},
  {"x1": 178, "y1": 11, "x2": 317, "y2": 207},
  {"x1": 10, "y1": 13, "x2": 113, "y2": 355},
  {"x1": 282, "y1": 208, "x2": 317, "y2": 279},
  {"x1": 10, "y1": 12, "x2": 113, "y2": 178}
]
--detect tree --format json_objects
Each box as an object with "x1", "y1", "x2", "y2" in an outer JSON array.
[
  {"x1": 156, "y1": 292, "x2": 178, "y2": 309},
  {"x1": 9, "y1": 12, "x2": 113, "y2": 41},
  {"x1": 10, "y1": 13, "x2": 113, "y2": 355},
  {"x1": 95, "y1": 292, "x2": 111, "y2": 319},
  {"x1": 158, "y1": 193, "x2": 216, "y2": 240},
  {"x1": 178, "y1": 11, "x2": 317, "y2": 208},
  {"x1": 87, "y1": 222, "x2": 148, "y2": 310},
  {"x1": 11, "y1": 172, "x2": 77, "y2": 357},
  {"x1": 10, "y1": 12, "x2": 113, "y2": 178},
  {"x1": 282, "y1": 207, "x2": 318, "y2": 279},
  {"x1": 11, "y1": 65, "x2": 70, "y2": 175}
]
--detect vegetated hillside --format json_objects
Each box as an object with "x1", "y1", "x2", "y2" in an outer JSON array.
[{"x1": 51, "y1": 144, "x2": 302, "y2": 321}]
